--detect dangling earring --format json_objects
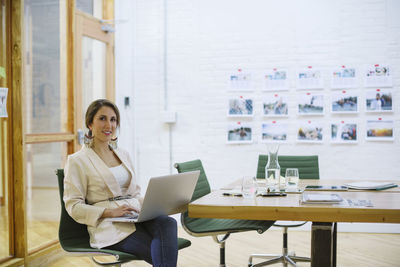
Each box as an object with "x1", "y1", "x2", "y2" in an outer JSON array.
[
  {"x1": 84, "y1": 129, "x2": 94, "y2": 148},
  {"x1": 109, "y1": 136, "x2": 118, "y2": 150}
]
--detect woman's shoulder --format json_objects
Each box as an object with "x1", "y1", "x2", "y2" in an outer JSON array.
[
  {"x1": 114, "y1": 147, "x2": 129, "y2": 157},
  {"x1": 67, "y1": 146, "x2": 91, "y2": 162},
  {"x1": 113, "y1": 147, "x2": 133, "y2": 163}
]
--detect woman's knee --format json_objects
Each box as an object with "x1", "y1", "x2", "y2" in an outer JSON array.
[{"x1": 154, "y1": 215, "x2": 177, "y2": 230}]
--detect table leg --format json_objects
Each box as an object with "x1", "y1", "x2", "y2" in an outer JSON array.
[
  {"x1": 311, "y1": 222, "x2": 334, "y2": 267},
  {"x1": 333, "y1": 222, "x2": 337, "y2": 267}
]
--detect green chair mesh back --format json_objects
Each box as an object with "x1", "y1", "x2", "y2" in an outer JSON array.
[
  {"x1": 174, "y1": 159, "x2": 211, "y2": 202},
  {"x1": 175, "y1": 160, "x2": 274, "y2": 234},
  {"x1": 56, "y1": 169, "x2": 190, "y2": 263},
  {"x1": 256, "y1": 155, "x2": 319, "y2": 180}
]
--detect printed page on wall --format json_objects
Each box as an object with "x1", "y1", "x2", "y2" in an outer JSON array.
[
  {"x1": 364, "y1": 64, "x2": 392, "y2": 87},
  {"x1": 0, "y1": 87, "x2": 8, "y2": 118},
  {"x1": 227, "y1": 122, "x2": 253, "y2": 144},
  {"x1": 366, "y1": 119, "x2": 394, "y2": 141},
  {"x1": 297, "y1": 120, "x2": 323, "y2": 143},
  {"x1": 331, "y1": 90, "x2": 359, "y2": 114},
  {"x1": 261, "y1": 121, "x2": 288, "y2": 143},
  {"x1": 330, "y1": 66, "x2": 357, "y2": 89},
  {"x1": 263, "y1": 68, "x2": 289, "y2": 91},
  {"x1": 228, "y1": 68, "x2": 253, "y2": 91},
  {"x1": 262, "y1": 93, "x2": 289, "y2": 117},
  {"x1": 297, "y1": 92, "x2": 324, "y2": 116},
  {"x1": 365, "y1": 88, "x2": 393, "y2": 113},
  {"x1": 227, "y1": 96, "x2": 254, "y2": 117},
  {"x1": 296, "y1": 67, "x2": 323, "y2": 90},
  {"x1": 330, "y1": 121, "x2": 358, "y2": 144}
]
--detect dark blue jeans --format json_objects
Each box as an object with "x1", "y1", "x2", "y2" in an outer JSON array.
[{"x1": 105, "y1": 215, "x2": 178, "y2": 267}]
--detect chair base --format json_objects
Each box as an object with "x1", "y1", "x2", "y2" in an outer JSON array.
[
  {"x1": 92, "y1": 256, "x2": 122, "y2": 266},
  {"x1": 248, "y1": 253, "x2": 310, "y2": 267}
]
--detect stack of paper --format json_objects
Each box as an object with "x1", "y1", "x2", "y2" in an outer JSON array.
[
  {"x1": 301, "y1": 193, "x2": 344, "y2": 204},
  {"x1": 344, "y1": 182, "x2": 398, "y2": 190}
]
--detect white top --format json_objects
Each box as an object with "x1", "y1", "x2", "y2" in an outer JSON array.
[{"x1": 109, "y1": 164, "x2": 131, "y2": 194}]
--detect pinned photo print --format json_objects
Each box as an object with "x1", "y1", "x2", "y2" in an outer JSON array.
[
  {"x1": 0, "y1": 87, "x2": 8, "y2": 118},
  {"x1": 364, "y1": 64, "x2": 392, "y2": 87},
  {"x1": 261, "y1": 121, "x2": 288, "y2": 143},
  {"x1": 331, "y1": 91, "x2": 358, "y2": 114},
  {"x1": 228, "y1": 97, "x2": 253, "y2": 117},
  {"x1": 365, "y1": 89, "x2": 393, "y2": 112},
  {"x1": 296, "y1": 67, "x2": 323, "y2": 89},
  {"x1": 331, "y1": 121, "x2": 357, "y2": 143},
  {"x1": 297, "y1": 93, "x2": 324, "y2": 115},
  {"x1": 263, "y1": 94, "x2": 289, "y2": 117},
  {"x1": 229, "y1": 69, "x2": 253, "y2": 91},
  {"x1": 297, "y1": 121, "x2": 323, "y2": 143},
  {"x1": 366, "y1": 119, "x2": 394, "y2": 141},
  {"x1": 331, "y1": 66, "x2": 357, "y2": 89},
  {"x1": 227, "y1": 123, "x2": 253, "y2": 144},
  {"x1": 263, "y1": 68, "x2": 289, "y2": 91}
]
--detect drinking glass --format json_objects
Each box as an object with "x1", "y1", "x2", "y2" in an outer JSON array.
[
  {"x1": 285, "y1": 168, "x2": 299, "y2": 192},
  {"x1": 241, "y1": 176, "x2": 257, "y2": 198}
]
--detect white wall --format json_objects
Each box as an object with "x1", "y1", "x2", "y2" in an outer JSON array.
[{"x1": 115, "y1": 0, "x2": 400, "y2": 232}]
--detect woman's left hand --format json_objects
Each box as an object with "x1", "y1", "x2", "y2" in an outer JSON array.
[{"x1": 101, "y1": 204, "x2": 139, "y2": 218}]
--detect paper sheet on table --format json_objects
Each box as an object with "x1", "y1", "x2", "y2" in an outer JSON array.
[{"x1": 345, "y1": 181, "x2": 397, "y2": 190}]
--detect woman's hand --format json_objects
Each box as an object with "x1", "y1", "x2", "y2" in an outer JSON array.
[{"x1": 101, "y1": 204, "x2": 140, "y2": 218}]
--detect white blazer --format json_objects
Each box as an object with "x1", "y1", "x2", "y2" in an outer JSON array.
[{"x1": 63, "y1": 146, "x2": 143, "y2": 248}]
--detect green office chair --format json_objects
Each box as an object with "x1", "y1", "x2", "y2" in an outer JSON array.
[
  {"x1": 56, "y1": 169, "x2": 191, "y2": 266},
  {"x1": 174, "y1": 159, "x2": 275, "y2": 267},
  {"x1": 250, "y1": 155, "x2": 320, "y2": 267}
]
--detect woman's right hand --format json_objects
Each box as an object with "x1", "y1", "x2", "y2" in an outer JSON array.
[{"x1": 101, "y1": 204, "x2": 139, "y2": 218}]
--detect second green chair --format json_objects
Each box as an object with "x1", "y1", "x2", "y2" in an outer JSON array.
[
  {"x1": 174, "y1": 159, "x2": 275, "y2": 267},
  {"x1": 250, "y1": 155, "x2": 320, "y2": 267}
]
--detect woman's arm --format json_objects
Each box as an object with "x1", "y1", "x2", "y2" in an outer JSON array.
[{"x1": 63, "y1": 156, "x2": 106, "y2": 227}]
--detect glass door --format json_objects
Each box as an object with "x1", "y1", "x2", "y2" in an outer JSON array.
[
  {"x1": 75, "y1": 10, "x2": 114, "y2": 143},
  {"x1": 23, "y1": 0, "x2": 71, "y2": 253}
]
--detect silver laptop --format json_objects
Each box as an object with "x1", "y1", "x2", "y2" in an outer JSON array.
[{"x1": 105, "y1": 170, "x2": 200, "y2": 223}]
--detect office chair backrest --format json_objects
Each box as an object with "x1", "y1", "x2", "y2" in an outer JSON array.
[
  {"x1": 256, "y1": 155, "x2": 319, "y2": 179},
  {"x1": 56, "y1": 169, "x2": 91, "y2": 248},
  {"x1": 174, "y1": 159, "x2": 211, "y2": 202}
]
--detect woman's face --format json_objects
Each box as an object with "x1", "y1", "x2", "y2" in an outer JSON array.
[{"x1": 89, "y1": 106, "x2": 117, "y2": 145}]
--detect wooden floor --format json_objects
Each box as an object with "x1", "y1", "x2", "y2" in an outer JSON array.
[{"x1": 49, "y1": 227, "x2": 400, "y2": 267}]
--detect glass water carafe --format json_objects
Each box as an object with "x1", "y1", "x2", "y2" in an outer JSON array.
[{"x1": 265, "y1": 145, "x2": 281, "y2": 191}]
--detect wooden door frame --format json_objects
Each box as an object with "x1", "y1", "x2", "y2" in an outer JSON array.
[{"x1": 10, "y1": 0, "x2": 26, "y2": 262}]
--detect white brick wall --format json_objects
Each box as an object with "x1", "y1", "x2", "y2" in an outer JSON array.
[{"x1": 116, "y1": 0, "x2": 400, "y2": 231}]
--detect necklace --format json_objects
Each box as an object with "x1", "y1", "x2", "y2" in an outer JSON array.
[{"x1": 92, "y1": 146, "x2": 121, "y2": 167}]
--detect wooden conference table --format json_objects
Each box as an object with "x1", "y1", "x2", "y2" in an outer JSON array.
[{"x1": 188, "y1": 179, "x2": 400, "y2": 267}]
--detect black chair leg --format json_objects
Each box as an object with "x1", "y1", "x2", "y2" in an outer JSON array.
[
  {"x1": 213, "y1": 234, "x2": 230, "y2": 267},
  {"x1": 220, "y1": 242, "x2": 225, "y2": 267}
]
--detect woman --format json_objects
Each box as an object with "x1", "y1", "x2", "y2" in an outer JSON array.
[{"x1": 64, "y1": 99, "x2": 178, "y2": 267}]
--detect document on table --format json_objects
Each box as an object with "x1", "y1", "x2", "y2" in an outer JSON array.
[
  {"x1": 301, "y1": 193, "x2": 344, "y2": 204},
  {"x1": 344, "y1": 181, "x2": 398, "y2": 190}
]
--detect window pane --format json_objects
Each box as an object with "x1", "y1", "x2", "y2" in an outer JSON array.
[
  {"x1": 0, "y1": 121, "x2": 10, "y2": 259},
  {"x1": 76, "y1": 0, "x2": 103, "y2": 19},
  {"x1": 81, "y1": 36, "x2": 106, "y2": 129},
  {"x1": 26, "y1": 142, "x2": 67, "y2": 252},
  {"x1": 24, "y1": 0, "x2": 68, "y2": 134},
  {"x1": 0, "y1": 0, "x2": 10, "y2": 259}
]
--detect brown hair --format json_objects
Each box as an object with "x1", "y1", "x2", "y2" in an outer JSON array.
[{"x1": 85, "y1": 99, "x2": 120, "y2": 130}]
